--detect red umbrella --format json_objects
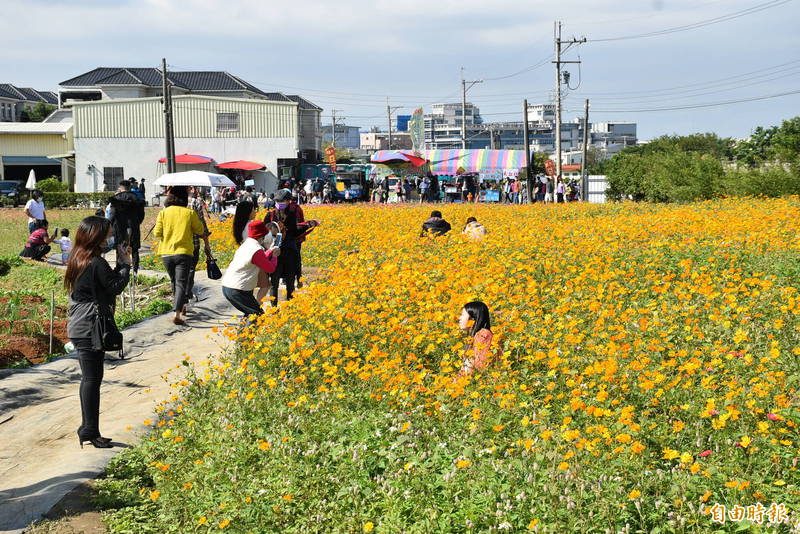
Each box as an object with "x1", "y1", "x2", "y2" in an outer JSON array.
[
  {"x1": 216, "y1": 160, "x2": 266, "y2": 171},
  {"x1": 158, "y1": 154, "x2": 215, "y2": 164}
]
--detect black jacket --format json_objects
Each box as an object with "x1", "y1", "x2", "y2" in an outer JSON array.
[
  {"x1": 109, "y1": 191, "x2": 145, "y2": 248},
  {"x1": 67, "y1": 256, "x2": 130, "y2": 339},
  {"x1": 420, "y1": 217, "x2": 452, "y2": 237}
]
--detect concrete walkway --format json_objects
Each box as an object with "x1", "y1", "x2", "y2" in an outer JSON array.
[{"x1": 0, "y1": 272, "x2": 237, "y2": 534}]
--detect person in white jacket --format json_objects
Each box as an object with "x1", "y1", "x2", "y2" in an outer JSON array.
[{"x1": 221, "y1": 220, "x2": 280, "y2": 316}]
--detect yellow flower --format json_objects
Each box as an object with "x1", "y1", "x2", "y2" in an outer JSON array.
[
  {"x1": 679, "y1": 452, "x2": 693, "y2": 465},
  {"x1": 521, "y1": 416, "x2": 530, "y2": 427},
  {"x1": 363, "y1": 522, "x2": 374, "y2": 532},
  {"x1": 615, "y1": 433, "x2": 632, "y2": 443},
  {"x1": 258, "y1": 440, "x2": 271, "y2": 451},
  {"x1": 628, "y1": 489, "x2": 641, "y2": 499},
  {"x1": 143, "y1": 419, "x2": 152, "y2": 425},
  {"x1": 662, "y1": 448, "x2": 680, "y2": 460},
  {"x1": 630, "y1": 441, "x2": 646, "y2": 454},
  {"x1": 527, "y1": 518, "x2": 539, "y2": 529},
  {"x1": 557, "y1": 462, "x2": 569, "y2": 470},
  {"x1": 404, "y1": 462, "x2": 413, "y2": 471},
  {"x1": 399, "y1": 421, "x2": 411, "y2": 433},
  {"x1": 672, "y1": 421, "x2": 685, "y2": 433},
  {"x1": 455, "y1": 458, "x2": 471, "y2": 469},
  {"x1": 739, "y1": 435, "x2": 751, "y2": 448},
  {"x1": 149, "y1": 490, "x2": 160, "y2": 501},
  {"x1": 700, "y1": 491, "x2": 712, "y2": 502},
  {"x1": 492, "y1": 424, "x2": 505, "y2": 432},
  {"x1": 282, "y1": 494, "x2": 294, "y2": 501},
  {"x1": 218, "y1": 519, "x2": 230, "y2": 529},
  {"x1": 197, "y1": 516, "x2": 207, "y2": 525}
]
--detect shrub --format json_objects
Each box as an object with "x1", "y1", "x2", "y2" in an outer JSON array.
[
  {"x1": 37, "y1": 177, "x2": 69, "y2": 192},
  {"x1": 43, "y1": 192, "x2": 112, "y2": 208},
  {"x1": 722, "y1": 166, "x2": 800, "y2": 197},
  {"x1": 606, "y1": 151, "x2": 725, "y2": 202}
]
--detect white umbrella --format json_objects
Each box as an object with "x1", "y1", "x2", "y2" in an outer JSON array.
[
  {"x1": 25, "y1": 169, "x2": 37, "y2": 190},
  {"x1": 154, "y1": 170, "x2": 235, "y2": 188}
]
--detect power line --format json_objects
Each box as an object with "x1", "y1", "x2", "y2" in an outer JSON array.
[
  {"x1": 478, "y1": 88, "x2": 800, "y2": 115},
  {"x1": 591, "y1": 0, "x2": 793, "y2": 42}
]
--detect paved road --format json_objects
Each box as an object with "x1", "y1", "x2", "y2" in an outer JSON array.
[{"x1": 0, "y1": 271, "x2": 236, "y2": 534}]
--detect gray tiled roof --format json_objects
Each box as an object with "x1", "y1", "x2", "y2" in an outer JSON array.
[
  {"x1": 264, "y1": 92, "x2": 292, "y2": 102},
  {"x1": 0, "y1": 84, "x2": 57, "y2": 104},
  {"x1": 39, "y1": 91, "x2": 58, "y2": 105},
  {"x1": 61, "y1": 68, "x2": 280, "y2": 98},
  {"x1": 286, "y1": 95, "x2": 322, "y2": 111},
  {"x1": 59, "y1": 68, "x2": 318, "y2": 108}
]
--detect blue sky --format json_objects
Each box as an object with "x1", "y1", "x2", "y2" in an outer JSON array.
[{"x1": 4, "y1": 0, "x2": 799, "y2": 140}]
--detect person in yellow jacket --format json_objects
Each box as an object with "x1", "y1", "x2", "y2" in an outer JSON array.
[{"x1": 153, "y1": 186, "x2": 205, "y2": 325}]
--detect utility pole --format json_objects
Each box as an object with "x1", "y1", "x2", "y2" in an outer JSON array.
[
  {"x1": 386, "y1": 98, "x2": 401, "y2": 150},
  {"x1": 553, "y1": 21, "x2": 586, "y2": 183},
  {"x1": 523, "y1": 99, "x2": 532, "y2": 203},
  {"x1": 330, "y1": 109, "x2": 342, "y2": 149},
  {"x1": 461, "y1": 67, "x2": 483, "y2": 149},
  {"x1": 161, "y1": 58, "x2": 176, "y2": 173},
  {"x1": 581, "y1": 98, "x2": 590, "y2": 202}
]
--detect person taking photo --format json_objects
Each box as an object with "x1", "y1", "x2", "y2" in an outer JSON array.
[{"x1": 65, "y1": 216, "x2": 132, "y2": 449}]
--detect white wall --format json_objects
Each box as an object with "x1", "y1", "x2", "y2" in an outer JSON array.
[
  {"x1": 74, "y1": 136, "x2": 296, "y2": 193},
  {"x1": 102, "y1": 87, "x2": 148, "y2": 100}
]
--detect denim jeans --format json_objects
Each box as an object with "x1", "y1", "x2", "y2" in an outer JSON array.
[
  {"x1": 162, "y1": 254, "x2": 192, "y2": 312},
  {"x1": 223, "y1": 286, "x2": 263, "y2": 316}
]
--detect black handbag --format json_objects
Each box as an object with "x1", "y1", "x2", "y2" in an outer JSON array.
[
  {"x1": 206, "y1": 245, "x2": 222, "y2": 280},
  {"x1": 90, "y1": 263, "x2": 124, "y2": 353}
]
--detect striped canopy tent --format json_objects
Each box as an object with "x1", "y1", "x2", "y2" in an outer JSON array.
[{"x1": 423, "y1": 149, "x2": 527, "y2": 176}]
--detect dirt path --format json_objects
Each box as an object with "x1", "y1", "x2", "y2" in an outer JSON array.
[{"x1": 0, "y1": 271, "x2": 234, "y2": 534}]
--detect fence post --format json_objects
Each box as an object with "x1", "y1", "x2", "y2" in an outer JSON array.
[{"x1": 49, "y1": 289, "x2": 55, "y2": 355}]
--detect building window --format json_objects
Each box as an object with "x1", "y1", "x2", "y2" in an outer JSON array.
[
  {"x1": 216, "y1": 112, "x2": 240, "y2": 132},
  {"x1": 103, "y1": 167, "x2": 124, "y2": 191}
]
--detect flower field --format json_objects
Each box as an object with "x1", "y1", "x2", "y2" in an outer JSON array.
[{"x1": 102, "y1": 199, "x2": 800, "y2": 533}]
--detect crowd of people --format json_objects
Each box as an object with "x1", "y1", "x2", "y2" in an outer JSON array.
[{"x1": 11, "y1": 178, "x2": 500, "y2": 450}]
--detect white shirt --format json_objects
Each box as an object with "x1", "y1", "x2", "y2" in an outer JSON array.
[
  {"x1": 54, "y1": 237, "x2": 72, "y2": 252},
  {"x1": 25, "y1": 199, "x2": 45, "y2": 222}
]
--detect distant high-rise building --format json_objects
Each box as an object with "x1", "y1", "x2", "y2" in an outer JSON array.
[
  {"x1": 321, "y1": 124, "x2": 361, "y2": 149},
  {"x1": 396, "y1": 115, "x2": 411, "y2": 132},
  {"x1": 422, "y1": 101, "x2": 636, "y2": 159}
]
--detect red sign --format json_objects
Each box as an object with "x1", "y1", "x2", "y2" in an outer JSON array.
[
  {"x1": 325, "y1": 146, "x2": 337, "y2": 172},
  {"x1": 544, "y1": 159, "x2": 556, "y2": 177}
]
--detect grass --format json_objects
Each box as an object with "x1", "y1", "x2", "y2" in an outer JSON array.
[{"x1": 0, "y1": 207, "x2": 169, "y2": 368}]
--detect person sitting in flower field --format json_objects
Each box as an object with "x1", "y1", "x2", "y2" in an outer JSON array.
[
  {"x1": 459, "y1": 301, "x2": 495, "y2": 375},
  {"x1": 462, "y1": 217, "x2": 487, "y2": 240},
  {"x1": 420, "y1": 210, "x2": 452, "y2": 237},
  {"x1": 221, "y1": 220, "x2": 280, "y2": 317}
]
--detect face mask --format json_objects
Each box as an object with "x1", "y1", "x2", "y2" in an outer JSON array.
[
  {"x1": 275, "y1": 202, "x2": 288, "y2": 210},
  {"x1": 101, "y1": 236, "x2": 115, "y2": 253}
]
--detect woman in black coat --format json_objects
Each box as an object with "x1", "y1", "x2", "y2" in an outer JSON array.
[
  {"x1": 65, "y1": 216, "x2": 131, "y2": 449},
  {"x1": 264, "y1": 189, "x2": 318, "y2": 306}
]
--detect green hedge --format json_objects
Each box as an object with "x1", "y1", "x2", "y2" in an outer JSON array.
[{"x1": 44, "y1": 192, "x2": 112, "y2": 208}]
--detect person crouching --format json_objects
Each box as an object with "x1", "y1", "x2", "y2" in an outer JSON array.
[{"x1": 221, "y1": 220, "x2": 280, "y2": 317}]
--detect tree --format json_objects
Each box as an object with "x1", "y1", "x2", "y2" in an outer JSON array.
[
  {"x1": 322, "y1": 142, "x2": 355, "y2": 164},
  {"x1": 20, "y1": 102, "x2": 56, "y2": 122},
  {"x1": 606, "y1": 151, "x2": 725, "y2": 203}
]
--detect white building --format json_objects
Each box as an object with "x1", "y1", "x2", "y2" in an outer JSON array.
[{"x1": 71, "y1": 95, "x2": 297, "y2": 193}]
